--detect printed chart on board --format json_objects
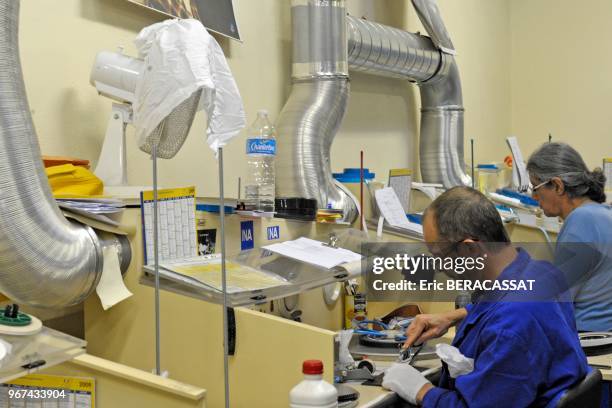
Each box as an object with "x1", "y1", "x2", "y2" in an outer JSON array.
[{"x1": 140, "y1": 186, "x2": 197, "y2": 265}]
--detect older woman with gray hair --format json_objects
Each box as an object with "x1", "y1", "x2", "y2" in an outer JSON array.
[{"x1": 527, "y1": 142, "x2": 612, "y2": 332}]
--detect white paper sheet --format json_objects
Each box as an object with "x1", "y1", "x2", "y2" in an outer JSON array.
[
  {"x1": 506, "y1": 136, "x2": 529, "y2": 192},
  {"x1": 604, "y1": 158, "x2": 612, "y2": 193},
  {"x1": 375, "y1": 187, "x2": 423, "y2": 235},
  {"x1": 388, "y1": 169, "x2": 412, "y2": 213},
  {"x1": 96, "y1": 245, "x2": 133, "y2": 310},
  {"x1": 262, "y1": 237, "x2": 362, "y2": 269},
  {"x1": 411, "y1": 182, "x2": 442, "y2": 201}
]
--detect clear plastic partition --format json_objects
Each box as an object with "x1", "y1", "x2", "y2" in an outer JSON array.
[
  {"x1": 141, "y1": 228, "x2": 370, "y2": 307},
  {"x1": 0, "y1": 327, "x2": 86, "y2": 383}
]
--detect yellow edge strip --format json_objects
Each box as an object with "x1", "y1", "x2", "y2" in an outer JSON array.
[
  {"x1": 389, "y1": 168, "x2": 412, "y2": 177},
  {"x1": 71, "y1": 354, "x2": 206, "y2": 401},
  {"x1": 141, "y1": 186, "x2": 196, "y2": 202}
]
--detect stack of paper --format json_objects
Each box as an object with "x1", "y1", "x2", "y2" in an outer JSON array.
[
  {"x1": 57, "y1": 198, "x2": 125, "y2": 226},
  {"x1": 262, "y1": 237, "x2": 362, "y2": 269}
]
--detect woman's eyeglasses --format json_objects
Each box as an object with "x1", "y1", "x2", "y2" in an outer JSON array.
[{"x1": 529, "y1": 179, "x2": 550, "y2": 193}]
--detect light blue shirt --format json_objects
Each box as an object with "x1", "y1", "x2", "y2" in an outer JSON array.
[{"x1": 555, "y1": 202, "x2": 612, "y2": 332}]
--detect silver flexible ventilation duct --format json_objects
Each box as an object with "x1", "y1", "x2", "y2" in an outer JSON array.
[
  {"x1": 0, "y1": 0, "x2": 105, "y2": 307},
  {"x1": 276, "y1": 0, "x2": 357, "y2": 222},
  {"x1": 277, "y1": 0, "x2": 470, "y2": 220},
  {"x1": 346, "y1": 16, "x2": 441, "y2": 82},
  {"x1": 419, "y1": 60, "x2": 471, "y2": 186},
  {"x1": 346, "y1": 15, "x2": 470, "y2": 187}
]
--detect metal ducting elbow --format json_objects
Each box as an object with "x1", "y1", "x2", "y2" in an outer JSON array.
[
  {"x1": 0, "y1": 0, "x2": 104, "y2": 308},
  {"x1": 277, "y1": 0, "x2": 470, "y2": 224},
  {"x1": 276, "y1": 0, "x2": 358, "y2": 223},
  {"x1": 419, "y1": 58, "x2": 471, "y2": 187},
  {"x1": 346, "y1": 0, "x2": 471, "y2": 189}
]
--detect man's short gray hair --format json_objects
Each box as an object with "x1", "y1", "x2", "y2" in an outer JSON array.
[
  {"x1": 527, "y1": 142, "x2": 606, "y2": 203},
  {"x1": 425, "y1": 187, "x2": 510, "y2": 245}
]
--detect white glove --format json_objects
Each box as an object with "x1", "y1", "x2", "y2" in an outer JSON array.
[
  {"x1": 382, "y1": 363, "x2": 431, "y2": 405},
  {"x1": 338, "y1": 330, "x2": 355, "y2": 367},
  {"x1": 435, "y1": 343, "x2": 474, "y2": 378}
]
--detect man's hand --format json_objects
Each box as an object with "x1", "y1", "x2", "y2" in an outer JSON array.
[
  {"x1": 382, "y1": 363, "x2": 432, "y2": 405},
  {"x1": 403, "y1": 308, "x2": 468, "y2": 348}
]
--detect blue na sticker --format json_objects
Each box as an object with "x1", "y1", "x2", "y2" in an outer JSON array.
[
  {"x1": 240, "y1": 220, "x2": 254, "y2": 250},
  {"x1": 267, "y1": 226, "x2": 280, "y2": 241}
]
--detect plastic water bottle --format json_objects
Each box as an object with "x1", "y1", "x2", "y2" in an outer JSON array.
[
  {"x1": 245, "y1": 110, "x2": 276, "y2": 212},
  {"x1": 289, "y1": 360, "x2": 338, "y2": 408}
]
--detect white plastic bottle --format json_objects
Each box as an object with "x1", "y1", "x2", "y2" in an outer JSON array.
[
  {"x1": 244, "y1": 110, "x2": 276, "y2": 212},
  {"x1": 289, "y1": 360, "x2": 338, "y2": 408}
]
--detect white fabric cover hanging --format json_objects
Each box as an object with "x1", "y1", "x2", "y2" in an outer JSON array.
[{"x1": 133, "y1": 19, "x2": 246, "y2": 154}]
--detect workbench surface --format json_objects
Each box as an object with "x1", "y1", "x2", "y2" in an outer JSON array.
[{"x1": 352, "y1": 352, "x2": 612, "y2": 407}]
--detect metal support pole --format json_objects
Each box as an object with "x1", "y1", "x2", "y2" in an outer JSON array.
[
  {"x1": 152, "y1": 144, "x2": 161, "y2": 376},
  {"x1": 470, "y1": 139, "x2": 475, "y2": 189},
  {"x1": 360, "y1": 151, "x2": 364, "y2": 230},
  {"x1": 218, "y1": 147, "x2": 230, "y2": 408}
]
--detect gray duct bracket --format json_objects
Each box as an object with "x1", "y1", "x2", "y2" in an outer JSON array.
[{"x1": 411, "y1": 0, "x2": 456, "y2": 55}]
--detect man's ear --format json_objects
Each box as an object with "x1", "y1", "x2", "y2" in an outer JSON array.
[
  {"x1": 459, "y1": 239, "x2": 482, "y2": 257},
  {"x1": 550, "y1": 177, "x2": 565, "y2": 195}
]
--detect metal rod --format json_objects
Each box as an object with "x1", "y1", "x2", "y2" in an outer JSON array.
[
  {"x1": 152, "y1": 144, "x2": 161, "y2": 376},
  {"x1": 218, "y1": 147, "x2": 230, "y2": 408},
  {"x1": 360, "y1": 151, "x2": 364, "y2": 230},
  {"x1": 470, "y1": 139, "x2": 475, "y2": 189}
]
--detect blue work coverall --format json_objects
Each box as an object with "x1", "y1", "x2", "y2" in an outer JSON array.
[{"x1": 423, "y1": 249, "x2": 590, "y2": 408}]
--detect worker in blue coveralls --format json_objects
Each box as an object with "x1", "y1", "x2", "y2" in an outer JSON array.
[{"x1": 383, "y1": 187, "x2": 590, "y2": 407}]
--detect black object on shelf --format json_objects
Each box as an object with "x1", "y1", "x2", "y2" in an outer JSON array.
[
  {"x1": 227, "y1": 308, "x2": 236, "y2": 356},
  {"x1": 0, "y1": 304, "x2": 31, "y2": 327},
  {"x1": 274, "y1": 198, "x2": 317, "y2": 221},
  {"x1": 21, "y1": 360, "x2": 46, "y2": 370}
]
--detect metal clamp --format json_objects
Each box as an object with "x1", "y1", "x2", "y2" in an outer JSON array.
[{"x1": 322, "y1": 233, "x2": 339, "y2": 249}]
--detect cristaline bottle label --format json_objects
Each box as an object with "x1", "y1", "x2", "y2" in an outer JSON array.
[{"x1": 246, "y1": 138, "x2": 276, "y2": 155}]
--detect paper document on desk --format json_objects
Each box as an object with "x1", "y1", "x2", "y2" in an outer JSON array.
[
  {"x1": 375, "y1": 187, "x2": 423, "y2": 234},
  {"x1": 262, "y1": 237, "x2": 362, "y2": 269},
  {"x1": 506, "y1": 136, "x2": 529, "y2": 192},
  {"x1": 411, "y1": 182, "x2": 441, "y2": 201},
  {"x1": 157, "y1": 255, "x2": 289, "y2": 293}
]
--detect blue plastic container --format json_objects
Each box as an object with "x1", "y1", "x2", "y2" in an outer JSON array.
[{"x1": 332, "y1": 168, "x2": 376, "y2": 183}]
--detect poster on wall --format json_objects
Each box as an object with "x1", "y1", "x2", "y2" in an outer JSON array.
[
  {"x1": 198, "y1": 228, "x2": 217, "y2": 255},
  {"x1": 127, "y1": 0, "x2": 241, "y2": 41}
]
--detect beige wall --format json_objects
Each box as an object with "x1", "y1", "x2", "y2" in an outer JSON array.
[
  {"x1": 510, "y1": 0, "x2": 612, "y2": 169},
  {"x1": 20, "y1": 0, "x2": 512, "y2": 199}
]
